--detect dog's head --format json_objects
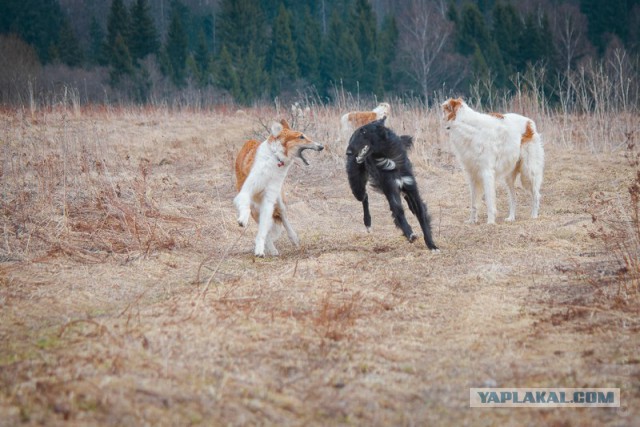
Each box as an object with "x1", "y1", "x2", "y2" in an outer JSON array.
[
  {"x1": 269, "y1": 119, "x2": 323, "y2": 165},
  {"x1": 346, "y1": 117, "x2": 388, "y2": 164},
  {"x1": 373, "y1": 102, "x2": 391, "y2": 118},
  {"x1": 441, "y1": 98, "x2": 464, "y2": 126}
]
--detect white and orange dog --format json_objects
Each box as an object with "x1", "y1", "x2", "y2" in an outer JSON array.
[
  {"x1": 234, "y1": 119, "x2": 323, "y2": 257},
  {"x1": 441, "y1": 98, "x2": 544, "y2": 224},
  {"x1": 341, "y1": 102, "x2": 390, "y2": 137}
]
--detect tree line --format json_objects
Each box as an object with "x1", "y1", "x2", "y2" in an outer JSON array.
[{"x1": 0, "y1": 0, "x2": 638, "y2": 107}]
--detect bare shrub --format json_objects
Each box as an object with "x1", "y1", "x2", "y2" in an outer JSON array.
[
  {"x1": 0, "y1": 35, "x2": 41, "y2": 108},
  {"x1": 583, "y1": 142, "x2": 640, "y2": 306}
]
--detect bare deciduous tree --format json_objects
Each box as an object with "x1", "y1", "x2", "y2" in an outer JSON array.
[{"x1": 398, "y1": 0, "x2": 453, "y2": 101}]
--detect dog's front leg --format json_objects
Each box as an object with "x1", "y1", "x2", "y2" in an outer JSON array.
[
  {"x1": 255, "y1": 196, "x2": 276, "y2": 257},
  {"x1": 234, "y1": 191, "x2": 251, "y2": 227},
  {"x1": 481, "y1": 171, "x2": 497, "y2": 224},
  {"x1": 466, "y1": 176, "x2": 481, "y2": 224}
]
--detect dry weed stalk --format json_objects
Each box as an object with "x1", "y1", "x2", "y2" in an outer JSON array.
[{"x1": 585, "y1": 141, "x2": 640, "y2": 305}]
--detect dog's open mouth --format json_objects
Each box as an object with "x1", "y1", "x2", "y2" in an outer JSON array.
[{"x1": 297, "y1": 145, "x2": 324, "y2": 165}]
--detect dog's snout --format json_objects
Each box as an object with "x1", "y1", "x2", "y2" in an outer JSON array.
[{"x1": 317, "y1": 144, "x2": 324, "y2": 151}]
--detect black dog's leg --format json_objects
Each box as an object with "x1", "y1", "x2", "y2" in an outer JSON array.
[
  {"x1": 403, "y1": 186, "x2": 438, "y2": 250},
  {"x1": 347, "y1": 159, "x2": 372, "y2": 231},
  {"x1": 381, "y1": 179, "x2": 416, "y2": 242}
]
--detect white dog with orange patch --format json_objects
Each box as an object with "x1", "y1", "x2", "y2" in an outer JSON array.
[
  {"x1": 441, "y1": 98, "x2": 544, "y2": 224},
  {"x1": 234, "y1": 119, "x2": 323, "y2": 257},
  {"x1": 341, "y1": 102, "x2": 390, "y2": 137}
]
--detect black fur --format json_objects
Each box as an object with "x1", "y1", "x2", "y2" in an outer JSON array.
[{"x1": 346, "y1": 117, "x2": 438, "y2": 250}]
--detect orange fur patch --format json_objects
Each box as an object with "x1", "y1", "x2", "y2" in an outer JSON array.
[
  {"x1": 235, "y1": 139, "x2": 260, "y2": 191},
  {"x1": 521, "y1": 121, "x2": 535, "y2": 144},
  {"x1": 347, "y1": 111, "x2": 377, "y2": 129},
  {"x1": 443, "y1": 98, "x2": 463, "y2": 121},
  {"x1": 488, "y1": 112, "x2": 505, "y2": 119}
]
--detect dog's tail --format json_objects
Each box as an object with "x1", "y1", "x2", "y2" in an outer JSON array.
[
  {"x1": 519, "y1": 121, "x2": 544, "y2": 218},
  {"x1": 400, "y1": 135, "x2": 413, "y2": 151}
]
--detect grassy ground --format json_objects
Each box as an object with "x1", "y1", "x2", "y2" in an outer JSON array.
[{"x1": 0, "y1": 105, "x2": 638, "y2": 426}]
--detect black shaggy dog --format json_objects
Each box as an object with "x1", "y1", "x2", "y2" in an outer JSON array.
[{"x1": 346, "y1": 117, "x2": 438, "y2": 251}]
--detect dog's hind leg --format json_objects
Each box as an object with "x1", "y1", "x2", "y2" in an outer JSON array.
[
  {"x1": 265, "y1": 222, "x2": 283, "y2": 256},
  {"x1": 276, "y1": 197, "x2": 299, "y2": 247},
  {"x1": 403, "y1": 187, "x2": 438, "y2": 251},
  {"x1": 382, "y1": 181, "x2": 415, "y2": 242},
  {"x1": 505, "y1": 168, "x2": 518, "y2": 222}
]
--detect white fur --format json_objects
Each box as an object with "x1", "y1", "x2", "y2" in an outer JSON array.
[
  {"x1": 233, "y1": 123, "x2": 299, "y2": 257},
  {"x1": 443, "y1": 101, "x2": 544, "y2": 224}
]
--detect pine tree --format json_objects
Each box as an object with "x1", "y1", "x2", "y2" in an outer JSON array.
[
  {"x1": 129, "y1": 0, "x2": 159, "y2": 62},
  {"x1": 165, "y1": 1, "x2": 188, "y2": 88},
  {"x1": 110, "y1": 33, "x2": 134, "y2": 85},
  {"x1": 57, "y1": 18, "x2": 83, "y2": 67},
  {"x1": 457, "y1": 3, "x2": 491, "y2": 56},
  {"x1": 106, "y1": 0, "x2": 131, "y2": 63},
  {"x1": 193, "y1": 29, "x2": 211, "y2": 86},
  {"x1": 351, "y1": 0, "x2": 379, "y2": 94},
  {"x1": 217, "y1": 0, "x2": 268, "y2": 102},
  {"x1": 89, "y1": 16, "x2": 107, "y2": 66},
  {"x1": 492, "y1": 2, "x2": 520, "y2": 75},
  {"x1": 269, "y1": 4, "x2": 299, "y2": 94},
  {"x1": 377, "y1": 14, "x2": 398, "y2": 94},
  {"x1": 296, "y1": 6, "x2": 321, "y2": 87},
  {"x1": 216, "y1": 45, "x2": 241, "y2": 99}
]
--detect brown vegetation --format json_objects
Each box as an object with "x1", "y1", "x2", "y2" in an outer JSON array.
[{"x1": 0, "y1": 104, "x2": 638, "y2": 425}]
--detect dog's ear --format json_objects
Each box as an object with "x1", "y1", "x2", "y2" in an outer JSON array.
[
  {"x1": 271, "y1": 121, "x2": 283, "y2": 137},
  {"x1": 280, "y1": 119, "x2": 290, "y2": 130}
]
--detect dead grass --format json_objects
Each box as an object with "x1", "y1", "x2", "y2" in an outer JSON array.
[{"x1": 0, "y1": 104, "x2": 639, "y2": 426}]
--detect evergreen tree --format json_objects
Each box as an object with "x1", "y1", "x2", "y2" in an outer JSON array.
[
  {"x1": 296, "y1": 6, "x2": 322, "y2": 87},
  {"x1": 110, "y1": 33, "x2": 134, "y2": 85},
  {"x1": 106, "y1": 0, "x2": 131, "y2": 63},
  {"x1": 193, "y1": 29, "x2": 211, "y2": 87},
  {"x1": 492, "y1": 2, "x2": 520, "y2": 75},
  {"x1": 269, "y1": 4, "x2": 299, "y2": 94},
  {"x1": 581, "y1": 0, "x2": 630, "y2": 52},
  {"x1": 351, "y1": 0, "x2": 379, "y2": 94},
  {"x1": 57, "y1": 18, "x2": 83, "y2": 67},
  {"x1": 89, "y1": 16, "x2": 107, "y2": 66},
  {"x1": 377, "y1": 14, "x2": 398, "y2": 94},
  {"x1": 1, "y1": 0, "x2": 66, "y2": 64},
  {"x1": 320, "y1": 10, "x2": 347, "y2": 94},
  {"x1": 217, "y1": 0, "x2": 268, "y2": 103},
  {"x1": 165, "y1": 1, "x2": 189, "y2": 88},
  {"x1": 129, "y1": 0, "x2": 159, "y2": 62},
  {"x1": 457, "y1": 3, "x2": 491, "y2": 56},
  {"x1": 216, "y1": 45, "x2": 241, "y2": 99}
]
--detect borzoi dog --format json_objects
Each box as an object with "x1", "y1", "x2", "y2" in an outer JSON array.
[
  {"x1": 441, "y1": 98, "x2": 544, "y2": 224},
  {"x1": 234, "y1": 119, "x2": 324, "y2": 257},
  {"x1": 346, "y1": 117, "x2": 438, "y2": 251},
  {"x1": 341, "y1": 102, "x2": 390, "y2": 138}
]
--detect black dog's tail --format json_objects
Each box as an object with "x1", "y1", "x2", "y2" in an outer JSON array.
[{"x1": 400, "y1": 135, "x2": 413, "y2": 151}]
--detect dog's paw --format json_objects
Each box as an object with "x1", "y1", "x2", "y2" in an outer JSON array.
[
  {"x1": 505, "y1": 216, "x2": 515, "y2": 222},
  {"x1": 237, "y1": 213, "x2": 250, "y2": 227},
  {"x1": 254, "y1": 250, "x2": 265, "y2": 258},
  {"x1": 408, "y1": 233, "x2": 418, "y2": 243},
  {"x1": 366, "y1": 226, "x2": 372, "y2": 233},
  {"x1": 465, "y1": 218, "x2": 478, "y2": 224},
  {"x1": 430, "y1": 248, "x2": 441, "y2": 253}
]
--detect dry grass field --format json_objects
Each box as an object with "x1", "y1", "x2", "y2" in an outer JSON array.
[{"x1": 1, "y1": 103, "x2": 639, "y2": 426}]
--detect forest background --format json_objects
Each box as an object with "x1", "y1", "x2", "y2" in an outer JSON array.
[{"x1": 1, "y1": 0, "x2": 638, "y2": 110}]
